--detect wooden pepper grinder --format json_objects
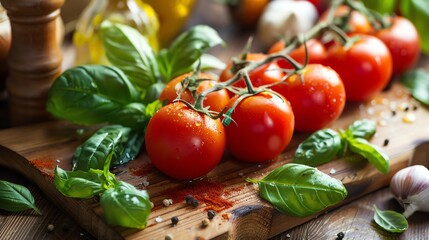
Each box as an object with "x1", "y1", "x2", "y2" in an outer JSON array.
[{"x1": 1, "y1": 0, "x2": 64, "y2": 126}]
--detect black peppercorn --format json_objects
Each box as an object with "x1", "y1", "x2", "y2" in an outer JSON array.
[
  {"x1": 171, "y1": 216, "x2": 179, "y2": 226},
  {"x1": 336, "y1": 231, "x2": 345, "y2": 240},
  {"x1": 207, "y1": 210, "x2": 216, "y2": 219}
]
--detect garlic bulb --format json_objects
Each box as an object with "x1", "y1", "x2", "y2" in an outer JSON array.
[
  {"x1": 257, "y1": 0, "x2": 319, "y2": 49},
  {"x1": 390, "y1": 165, "x2": 429, "y2": 218}
]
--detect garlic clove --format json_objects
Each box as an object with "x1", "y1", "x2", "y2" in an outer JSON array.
[{"x1": 390, "y1": 165, "x2": 429, "y2": 218}]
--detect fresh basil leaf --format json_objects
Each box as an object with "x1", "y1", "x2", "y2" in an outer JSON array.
[
  {"x1": 400, "y1": 69, "x2": 429, "y2": 106},
  {"x1": 54, "y1": 167, "x2": 116, "y2": 198},
  {"x1": 399, "y1": 0, "x2": 429, "y2": 54},
  {"x1": 145, "y1": 100, "x2": 163, "y2": 119},
  {"x1": 46, "y1": 65, "x2": 146, "y2": 128},
  {"x1": 191, "y1": 53, "x2": 226, "y2": 72},
  {"x1": 294, "y1": 129, "x2": 342, "y2": 166},
  {"x1": 72, "y1": 125, "x2": 143, "y2": 171},
  {"x1": 0, "y1": 180, "x2": 41, "y2": 214},
  {"x1": 248, "y1": 163, "x2": 347, "y2": 217},
  {"x1": 158, "y1": 25, "x2": 224, "y2": 80},
  {"x1": 142, "y1": 82, "x2": 166, "y2": 103},
  {"x1": 347, "y1": 119, "x2": 376, "y2": 139},
  {"x1": 346, "y1": 138, "x2": 390, "y2": 174},
  {"x1": 101, "y1": 21, "x2": 160, "y2": 89},
  {"x1": 100, "y1": 181, "x2": 151, "y2": 229},
  {"x1": 373, "y1": 205, "x2": 408, "y2": 233}
]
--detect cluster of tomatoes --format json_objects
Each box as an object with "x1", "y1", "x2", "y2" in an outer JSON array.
[{"x1": 145, "y1": 4, "x2": 420, "y2": 180}]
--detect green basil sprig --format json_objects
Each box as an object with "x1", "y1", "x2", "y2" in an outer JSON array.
[
  {"x1": 293, "y1": 119, "x2": 389, "y2": 174},
  {"x1": 46, "y1": 65, "x2": 147, "y2": 129},
  {"x1": 101, "y1": 21, "x2": 161, "y2": 90},
  {"x1": 373, "y1": 205, "x2": 408, "y2": 233},
  {"x1": 0, "y1": 180, "x2": 41, "y2": 214},
  {"x1": 101, "y1": 181, "x2": 151, "y2": 229},
  {"x1": 54, "y1": 152, "x2": 151, "y2": 229},
  {"x1": 294, "y1": 129, "x2": 342, "y2": 166},
  {"x1": 400, "y1": 69, "x2": 429, "y2": 106},
  {"x1": 247, "y1": 163, "x2": 347, "y2": 217},
  {"x1": 72, "y1": 125, "x2": 144, "y2": 171}
]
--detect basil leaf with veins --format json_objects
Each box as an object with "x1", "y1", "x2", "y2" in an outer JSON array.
[
  {"x1": 0, "y1": 180, "x2": 41, "y2": 214},
  {"x1": 46, "y1": 65, "x2": 147, "y2": 129},
  {"x1": 294, "y1": 129, "x2": 342, "y2": 166},
  {"x1": 247, "y1": 163, "x2": 347, "y2": 217},
  {"x1": 72, "y1": 125, "x2": 144, "y2": 171}
]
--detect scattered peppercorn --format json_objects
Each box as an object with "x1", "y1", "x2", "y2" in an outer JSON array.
[
  {"x1": 383, "y1": 139, "x2": 389, "y2": 147},
  {"x1": 201, "y1": 218, "x2": 210, "y2": 227},
  {"x1": 413, "y1": 105, "x2": 418, "y2": 111},
  {"x1": 207, "y1": 210, "x2": 216, "y2": 220},
  {"x1": 404, "y1": 106, "x2": 409, "y2": 112},
  {"x1": 171, "y1": 216, "x2": 179, "y2": 226},
  {"x1": 47, "y1": 224, "x2": 55, "y2": 232},
  {"x1": 391, "y1": 110, "x2": 396, "y2": 117},
  {"x1": 165, "y1": 233, "x2": 174, "y2": 240},
  {"x1": 336, "y1": 231, "x2": 345, "y2": 240},
  {"x1": 185, "y1": 195, "x2": 199, "y2": 207}
]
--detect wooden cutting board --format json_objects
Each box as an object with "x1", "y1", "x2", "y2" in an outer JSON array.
[{"x1": 0, "y1": 82, "x2": 428, "y2": 240}]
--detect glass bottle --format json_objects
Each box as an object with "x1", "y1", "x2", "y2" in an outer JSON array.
[
  {"x1": 144, "y1": 0, "x2": 196, "y2": 48},
  {"x1": 73, "y1": 0, "x2": 159, "y2": 65}
]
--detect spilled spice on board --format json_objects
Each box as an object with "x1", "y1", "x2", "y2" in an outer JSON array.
[
  {"x1": 129, "y1": 162, "x2": 153, "y2": 177},
  {"x1": 29, "y1": 158, "x2": 56, "y2": 179},
  {"x1": 166, "y1": 179, "x2": 236, "y2": 212}
]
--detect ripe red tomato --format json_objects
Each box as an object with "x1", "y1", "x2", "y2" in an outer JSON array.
[
  {"x1": 324, "y1": 34, "x2": 392, "y2": 102},
  {"x1": 159, "y1": 72, "x2": 230, "y2": 112},
  {"x1": 219, "y1": 53, "x2": 284, "y2": 96},
  {"x1": 320, "y1": 5, "x2": 373, "y2": 34},
  {"x1": 271, "y1": 64, "x2": 345, "y2": 132},
  {"x1": 224, "y1": 91, "x2": 294, "y2": 162},
  {"x1": 375, "y1": 16, "x2": 420, "y2": 76},
  {"x1": 228, "y1": 0, "x2": 269, "y2": 28},
  {"x1": 145, "y1": 102, "x2": 226, "y2": 180},
  {"x1": 268, "y1": 39, "x2": 327, "y2": 69}
]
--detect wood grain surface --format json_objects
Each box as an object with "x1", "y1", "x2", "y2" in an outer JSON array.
[
  {"x1": 0, "y1": 81, "x2": 428, "y2": 240},
  {"x1": 0, "y1": 0, "x2": 429, "y2": 239}
]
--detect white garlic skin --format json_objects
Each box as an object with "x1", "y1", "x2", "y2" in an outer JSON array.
[
  {"x1": 390, "y1": 165, "x2": 429, "y2": 218},
  {"x1": 257, "y1": 0, "x2": 319, "y2": 48}
]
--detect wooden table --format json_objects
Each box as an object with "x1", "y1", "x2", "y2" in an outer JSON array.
[{"x1": 1, "y1": 1, "x2": 429, "y2": 239}]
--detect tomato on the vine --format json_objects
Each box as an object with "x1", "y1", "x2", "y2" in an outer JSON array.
[
  {"x1": 324, "y1": 34, "x2": 392, "y2": 102},
  {"x1": 224, "y1": 91, "x2": 294, "y2": 163},
  {"x1": 268, "y1": 39, "x2": 327, "y2": 69},
  {"x1": 145, "y1": 102, "x2": 226, "y2": 180},
  {"x1": 271, "y1": 64, "x2": 345, "y2": 132},
  {"x1": 159, "y1": 72, "x2": 230, "y2": 112},
  {"x1": 375, "y1": 16, "x2": 420, "y2": 76},
  {"x1": 219, "y1": 53, "x2": 284, "y2": 96},
  {"x1": 320, "y1": 5, "x2": 373, "y2": 34}
]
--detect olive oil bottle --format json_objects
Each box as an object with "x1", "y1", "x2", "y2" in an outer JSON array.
[{"x1": 73, "y1": 0, "x2": 159, "y2": 65}]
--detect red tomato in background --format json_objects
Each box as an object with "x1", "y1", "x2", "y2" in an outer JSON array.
[
  {"x1": 271, "y1": 64, "x2": 345, "y2": 132},
  {"x1": 159, "y1": 72, "x2": 230, "y2": 112},
  {"x1": 304, "y1": 0, "x2": 328, "y2": 14},
  {"x1": 268, "y1": 39, "x2": 327, "y2": 69},
  {"x1": 219, "y1": 53, "x2": 284, "y2": 96},
  {"x1": 320, "y1": 5, "x2": 373, "y2": 34},
  {"x1": 324, "y1": 34, "x2": 392, "y2": 102},
  {"x1": 224, "y1": 91, "x2": 294, "y2": 163},
  {"x1": 375, "y1": 16, "x2": 420, "y2": 76},
  {"x1": 145, "y1": 102, "x2": 226, "y2": 180}
]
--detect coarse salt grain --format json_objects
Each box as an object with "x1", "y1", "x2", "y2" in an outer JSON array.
[
  {"x1": 155, "y1": 216, "x2": 163, "y2": 223},
  {"x1": 402, "y1": 113, "x2": 416, "y2": 123}
]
